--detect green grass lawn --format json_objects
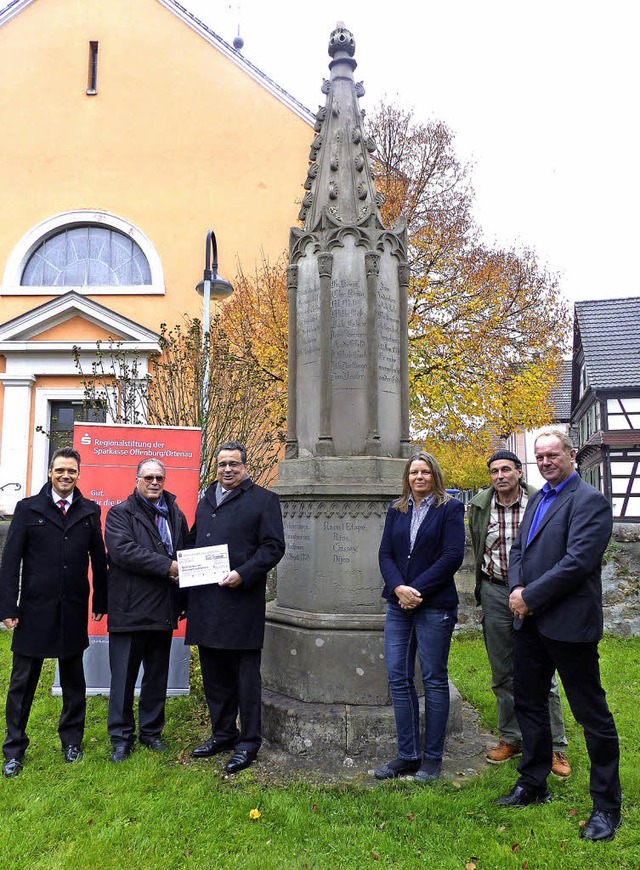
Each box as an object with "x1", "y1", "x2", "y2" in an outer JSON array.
[{"x1": 1, "y1": 630, "x2": 638, "y2": 869}]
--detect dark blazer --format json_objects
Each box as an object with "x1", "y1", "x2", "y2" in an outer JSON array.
[
  {"x1": 0, "y1": 483, "x2": 107, "y2": 658},
  {"x1": 508, "y1": 475, "x2": 613, "y2": 643},
  {"x1": 105, "y1": 490, "x2": 188, "y2": 633},
  {"x1": 379, "y1": 497, "x2": 466, "y2": 610},
  {"x1": 185, "y1": 477, "x2": 285, "y2": 650}
]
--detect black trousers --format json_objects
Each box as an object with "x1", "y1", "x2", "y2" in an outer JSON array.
[
  {"x1": 107, "y1": 630, "x2": 172, "y2": 747},
  {"x1": 513, "y1": 618, "x2": 621, "y2": 810},
  {"x1": 198, "y1": 646, "x2": 262, "y2": 753},
  {"x1": 3, "y1": 651, "x2": 86, "y2": 760}
]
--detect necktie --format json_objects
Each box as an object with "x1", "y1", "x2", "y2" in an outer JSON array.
[{"x1": 57, "y1": 499, "x2": 67, "y2": 515}]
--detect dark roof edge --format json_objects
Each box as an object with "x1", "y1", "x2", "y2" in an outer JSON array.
[{"x1": 575, "y1": 295, "x2": 640, "y2": 307}]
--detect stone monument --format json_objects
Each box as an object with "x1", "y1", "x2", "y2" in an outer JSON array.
[{"x1": 262, "y1": 23, "x2": 461, "y2": 755}]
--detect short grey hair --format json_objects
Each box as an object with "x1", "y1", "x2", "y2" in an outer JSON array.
[
  {"x1": 534, "y1": 428, "x2": 574, "y2": 453},
  {"x1": 136, "y1": 458, "x2": 166, "y2": 476}
]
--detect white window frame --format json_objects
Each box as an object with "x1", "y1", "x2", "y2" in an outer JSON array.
[{"x1": 2, "y1": 210, "x2": 165, "y2": 296}]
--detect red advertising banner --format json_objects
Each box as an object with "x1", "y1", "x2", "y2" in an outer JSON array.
[{"x1": 70, "y1": 422, "x2": 201, "y2": 694}]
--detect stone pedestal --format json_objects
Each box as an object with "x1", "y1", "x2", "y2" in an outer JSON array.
[{"x1": 263, "y1": 684, "x2": 463, "y2": 758}]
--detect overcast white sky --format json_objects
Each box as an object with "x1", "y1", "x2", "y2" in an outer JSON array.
[{"x1": 182, "y1": 0, "x2": 639, "y2": 306}]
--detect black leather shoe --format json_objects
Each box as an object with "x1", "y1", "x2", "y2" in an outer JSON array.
[
  {"x1": 580, "y1": 808, "x2": 621, "y2": 842},
  {"x1": 496, "y1": 783, "x2": 551, "y2": 807},
  {"x1": 191, "y1": 737, "x2": 236, "y2": 758},
  {"x1": 374, "y1": 757, "x2": 422, "y2": 780},
  {"x1": 111, "y1": 744, "x2": 132, "y2": 763},
  {"x1": 62, "y1": 744, "x2": 83, "y2": 763},
  {"x1": 139, "y1": 736, "x2": 167, "y2": 752},
  {"x1": 224, "y1": 749, "x2": 258, "y2": 774},
  {"x1": 2, "y1": 757, "x2": 23, "y2": 778}
]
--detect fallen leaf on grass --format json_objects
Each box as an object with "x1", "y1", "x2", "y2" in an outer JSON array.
[
  {"x1": 511, "y1": 843, "x2": 521, "y2": 852},
  {"x1": 578, "y1": 820, "x2": 586, "y2": 828},
  {"x1": 568, "y1": 808, "x2": 577, "y2": 816},
  {"x1": 497, "y1": 826, "x2": 506, "y2": 832},
  {"x1": 465, "y1": 863, "x2": 476, "y2": 870},
  {"x1": 378, "y1": 822, "x2": 386, "y2": 830},
  {"x1": 87, "y1": 819, "x2": 94, "y2": 826},
  {"x1": 312, "y1": 804, "x2": 318, "y2": 813},
  {"x1": 406, "y1": 813, "x2": 415, "y2": 820},
  {"x1": 371, "y1": 851, "x2": 381, "y2": 860}
]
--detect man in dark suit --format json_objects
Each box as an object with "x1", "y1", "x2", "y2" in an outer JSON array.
[
  {"x1": 497, "y1": 429, "x2": 621, "y2": 842},
  {"x1": 0, "y1": 447, "x2": 107, "y2": 778},
  {"x1": 105, "y1": 458, "x2": 188, "y2": 762},
  {"x1": 186, "y1": 441, "x2": 285, "y2": 774}
]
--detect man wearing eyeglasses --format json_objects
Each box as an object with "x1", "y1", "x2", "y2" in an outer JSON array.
[
  {"x1": 497, "y1": 429, "x2": 621, "y2": 842},
  {"x1": 186, "y1": 441, "x2": 285, "y2": 774},
  {"x1": 104, "y1": 458, "x2": 188, "y2": 762},
  {"x1": 0, "y1": 447, "x2": 107, "y2": 778}
]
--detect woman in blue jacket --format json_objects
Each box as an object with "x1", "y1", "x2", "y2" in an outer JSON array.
[{"x1": 375, "y1": 451, "x2": 465, "y2": 782}]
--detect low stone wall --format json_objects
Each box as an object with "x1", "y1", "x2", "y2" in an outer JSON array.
[{"x1": 455, "y1": 523, "x2": 640, "y2": 636}]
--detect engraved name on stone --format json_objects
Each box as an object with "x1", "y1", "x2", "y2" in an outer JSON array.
[
  {"x1": 330, "y1": 278, "x2": 367, "y2": 382},
  {"x1": 298, "y1": 283, "x2": 320, "y2": 359},
  {"x1": 322, "y1": 518, "x2": 370, "y2": 566},
  {"x1": 282, "y1": 519, "x2": 312, "y2": 564},
  {"x1": 378, "y1": 280, "x2": 401, "y2": 385}
]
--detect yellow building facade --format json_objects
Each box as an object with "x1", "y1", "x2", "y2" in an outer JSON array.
[{"x1": 0, "y1": 0, "x2": 313, "y2": 507}]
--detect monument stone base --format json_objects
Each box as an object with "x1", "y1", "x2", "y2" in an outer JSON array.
[{"x1": 262, "y1": 683, "x2": 463, "y2": 757}]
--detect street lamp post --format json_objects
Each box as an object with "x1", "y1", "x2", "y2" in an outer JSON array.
[
  {"x1": 195, "y1": 230, "x2": 233, "y2": 486},
  {"x1": 195, "y1": 229, "x2": 234, "y2": 347}
]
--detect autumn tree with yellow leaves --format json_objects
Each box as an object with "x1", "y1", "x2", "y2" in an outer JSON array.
[{"x1": 367, "y1": 104, "x2": 570, "y2": 486}]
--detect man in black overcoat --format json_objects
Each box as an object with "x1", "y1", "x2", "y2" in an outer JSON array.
[
  {"x1": 0, "y1": 447, "x2": 107, "y2": 777},
  {"x1": 186, "y1": 441, "x2": 285, "y2": 773},
  {"x1": 497, "y1": 429, "x2": 621, "y2": 842},
  {"x1": 105, "y1": 458, "x2": 188, "y2": 762}
]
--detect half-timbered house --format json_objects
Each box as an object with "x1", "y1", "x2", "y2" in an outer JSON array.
[{"x1": 572, "y1": 297, "x2": 640, "y2": 520}]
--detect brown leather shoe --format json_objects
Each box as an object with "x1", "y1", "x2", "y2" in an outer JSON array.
[
  {"x1": 551, "y1": 751, "x2": 572, "y2": 778},
  {"x1": 486, "y1": 741, "x2": 522, "y2": 764}
]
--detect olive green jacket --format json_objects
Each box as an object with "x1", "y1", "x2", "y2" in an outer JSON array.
[{"x1": 468, "y1": 481, "x2": 537, "y2": 605}]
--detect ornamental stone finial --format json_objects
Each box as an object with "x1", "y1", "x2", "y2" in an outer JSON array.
[{"x1": 328, "y1": 22, "x2": 355, "y2": 59}]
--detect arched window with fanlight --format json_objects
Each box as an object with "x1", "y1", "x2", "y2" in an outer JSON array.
[
  {"x1": 1, "y1": 210, "x2": 164, "y2": 296},
  {"x1": 21, "y1": 225, "x2": 152, "y2": 287}
]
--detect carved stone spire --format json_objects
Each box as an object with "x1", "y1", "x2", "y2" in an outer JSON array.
[
  {"x1": 285, "y1": 22, "x2": 409, "y2": 460},
  {"x1": 298, "y1": 23, "x2": 383, "y2": 230}
]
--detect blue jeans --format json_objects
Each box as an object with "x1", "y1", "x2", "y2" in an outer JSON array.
[{"x1": 384, "y1": 602, "x2": 457, "y2": 765}]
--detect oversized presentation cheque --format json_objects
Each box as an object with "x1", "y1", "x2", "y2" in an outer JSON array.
[{"x1": 177, "y1": 545, "x2": 231, "y2": 587}]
